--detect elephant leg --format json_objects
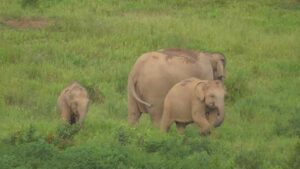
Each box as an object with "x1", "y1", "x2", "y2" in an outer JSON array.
[
  {"x1": 128, "y1": 96, "x2": 142, "y2": 126},
  {"x1": 60, "y1": 103, "x2": 71, "y2": 124},
  {"x1": 176, "y1": 122, "x2": 187, "y2": 134},
  {"x1": 160, "y1": 118, "x2": 173, "y2": 132},
  {"x1": 160, "y1": 109, "x2": 173, "y2": 132},
  {"x1": 193, "y1": 114, "x2": 211, "y2": 136},
  {"x1": 78, "y1": 112, "x2": 86, "y2": 128},
  {"x1": 150, "y1": 111, "x2": 162, "y2": 128},
  {"x1": 149, "y1": 101, "x2": 164, "y2": 128}
]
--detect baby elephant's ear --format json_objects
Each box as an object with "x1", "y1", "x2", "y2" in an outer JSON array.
[{"x1": 195, "y1": 82, "x2": 207, "y2": 101}]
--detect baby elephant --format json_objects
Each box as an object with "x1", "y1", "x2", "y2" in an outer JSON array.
[
  {"x1": 160, "y1": 78, "x2": 226, "y2": 135},
  {"x1": 57, "y1": 82, "x2": 90, "y2": 127}
]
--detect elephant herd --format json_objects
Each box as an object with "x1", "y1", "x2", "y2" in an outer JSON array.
[{"x1": 57, "y1": 48, "x2": 226, "y2": 136}]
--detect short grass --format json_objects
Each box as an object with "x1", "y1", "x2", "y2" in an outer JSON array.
[{"x1": 0, "y1": 0, "x2": 299, "y2": 169}]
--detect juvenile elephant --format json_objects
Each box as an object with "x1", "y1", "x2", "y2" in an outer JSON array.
[
  {"x1": 128, "y1": 48, "x2": 226, "y2": 127},
  {"x1": 57, "y1": 82, "x2": 90, "y2": 127},
  {"x1": 160, "y1": 78, "x2": 226, "y2": 135}
]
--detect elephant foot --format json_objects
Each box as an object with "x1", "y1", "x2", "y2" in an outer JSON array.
[{"x1": 200, "y1": 129, "x2": 211, "y2": 136}]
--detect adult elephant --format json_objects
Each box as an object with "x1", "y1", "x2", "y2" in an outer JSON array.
[{"x1": 128, "y1": 48, "x2": 226, "y2": 127}]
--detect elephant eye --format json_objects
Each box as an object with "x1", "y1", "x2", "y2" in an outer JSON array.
[{"x1": 209, "y1": 94, "x2": 215, "y2": 98}]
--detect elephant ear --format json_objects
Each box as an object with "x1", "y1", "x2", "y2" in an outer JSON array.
[
  {"x1": 195, "y1": 82, "x2": 208, "y2": 101},
  {"x1": 216, "y1": 60, "x2": 225, "y2": 80}
]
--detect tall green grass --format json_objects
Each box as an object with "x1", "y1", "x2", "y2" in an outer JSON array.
[{"x1": 0, "y1": 0, "x2": 299, "y2": 168}]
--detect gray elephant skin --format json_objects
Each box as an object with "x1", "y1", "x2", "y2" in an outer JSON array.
[{"x1": 127, "y1": 48, "x2": 226, "y2": 127}]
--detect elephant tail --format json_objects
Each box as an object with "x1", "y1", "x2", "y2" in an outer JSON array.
[{"x1": 130, "y1": 77, "x2": 152, "y2": 107}]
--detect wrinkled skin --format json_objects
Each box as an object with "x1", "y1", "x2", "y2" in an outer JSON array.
[
  {"x1": 57, "y1": 82, "x2": 90, "y2": 127},
  {"x1": 160, "y1": 78, "x2": 226, "y2": 135},
  {"x1": 128, "y1": 48, "x2": 226, "y2": 127}
]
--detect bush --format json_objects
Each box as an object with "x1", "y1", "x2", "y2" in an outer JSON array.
[
  {"x1": 55, "y1": 123, "x2": 80, "y2": 140},
  {"x1": 52, "y1": 124, "x2": 81, "y2": 149}
]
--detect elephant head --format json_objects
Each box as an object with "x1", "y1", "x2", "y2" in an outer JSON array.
[
  {"x1": 68, "y1": 86, "x2": 90, "y2": 126},
  {"x1": 195, "y1": 80, "x2": 226, "y2": 127},
  {"x1": 207, "y1": 53, "x2": 226, "y2": 82}
]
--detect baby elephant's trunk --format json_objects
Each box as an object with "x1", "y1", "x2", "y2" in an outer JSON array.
[{"x1": 214, "y1": 105, "x2": 225, "y2": 127}]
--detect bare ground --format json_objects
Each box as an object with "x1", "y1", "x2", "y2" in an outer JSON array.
[{"x1": 2, "y1": 18, "x2": 52, "y2": 29}]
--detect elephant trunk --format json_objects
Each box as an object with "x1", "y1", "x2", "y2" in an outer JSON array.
[
  {"x1": 213, "y1": 104, "x2": 225, "y2": 127},
  {"x1": 216, "y1": 61, "x2": 224, "y2": 81}
]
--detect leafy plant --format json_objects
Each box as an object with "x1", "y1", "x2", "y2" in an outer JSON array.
[{"x1": 53, "y1": 124, "x2": 81, "y2": 149}]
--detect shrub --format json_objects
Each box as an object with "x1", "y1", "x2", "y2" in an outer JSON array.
[
  {"x1": 53, "y1": 124, "x2": 81, "y2": 149},
  {"x1": 117, "y1": 127, "x2": 131, "y2": 146},
  {"x1": 55, "y1": 123, "x2": 80, "y2": 140}
]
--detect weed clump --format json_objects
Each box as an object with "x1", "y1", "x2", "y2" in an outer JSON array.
[{"x1": 52, "y1": 123, "x2": 81, "y2": 149}]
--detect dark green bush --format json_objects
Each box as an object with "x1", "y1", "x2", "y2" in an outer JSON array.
[
  {"x1": 53, "y1": 124, "x2": 81, "y2": 149},
  {"x1": 117, "y1": 127, "x2": 131, "y2": 146},
  {"x1": 55, "y1": 123, "x2": 80, "y2": 140}
]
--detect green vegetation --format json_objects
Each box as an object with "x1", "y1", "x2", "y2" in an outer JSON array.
[{"x1": 0, "y1": 0, "x2": 299, "y2": 168}]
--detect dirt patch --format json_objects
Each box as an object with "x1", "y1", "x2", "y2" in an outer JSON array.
[{"x1": 2, "y1": 18, "x2": 52, "y2": 29}]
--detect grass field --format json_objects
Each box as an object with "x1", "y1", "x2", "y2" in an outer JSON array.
[{"x1": 0, "y1": 0, "x2": 299, "y2": 168}]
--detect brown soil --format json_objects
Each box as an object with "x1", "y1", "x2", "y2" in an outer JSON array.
[{"x1": 2, "y1": 18, "x2": 52, "y2": 29}]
